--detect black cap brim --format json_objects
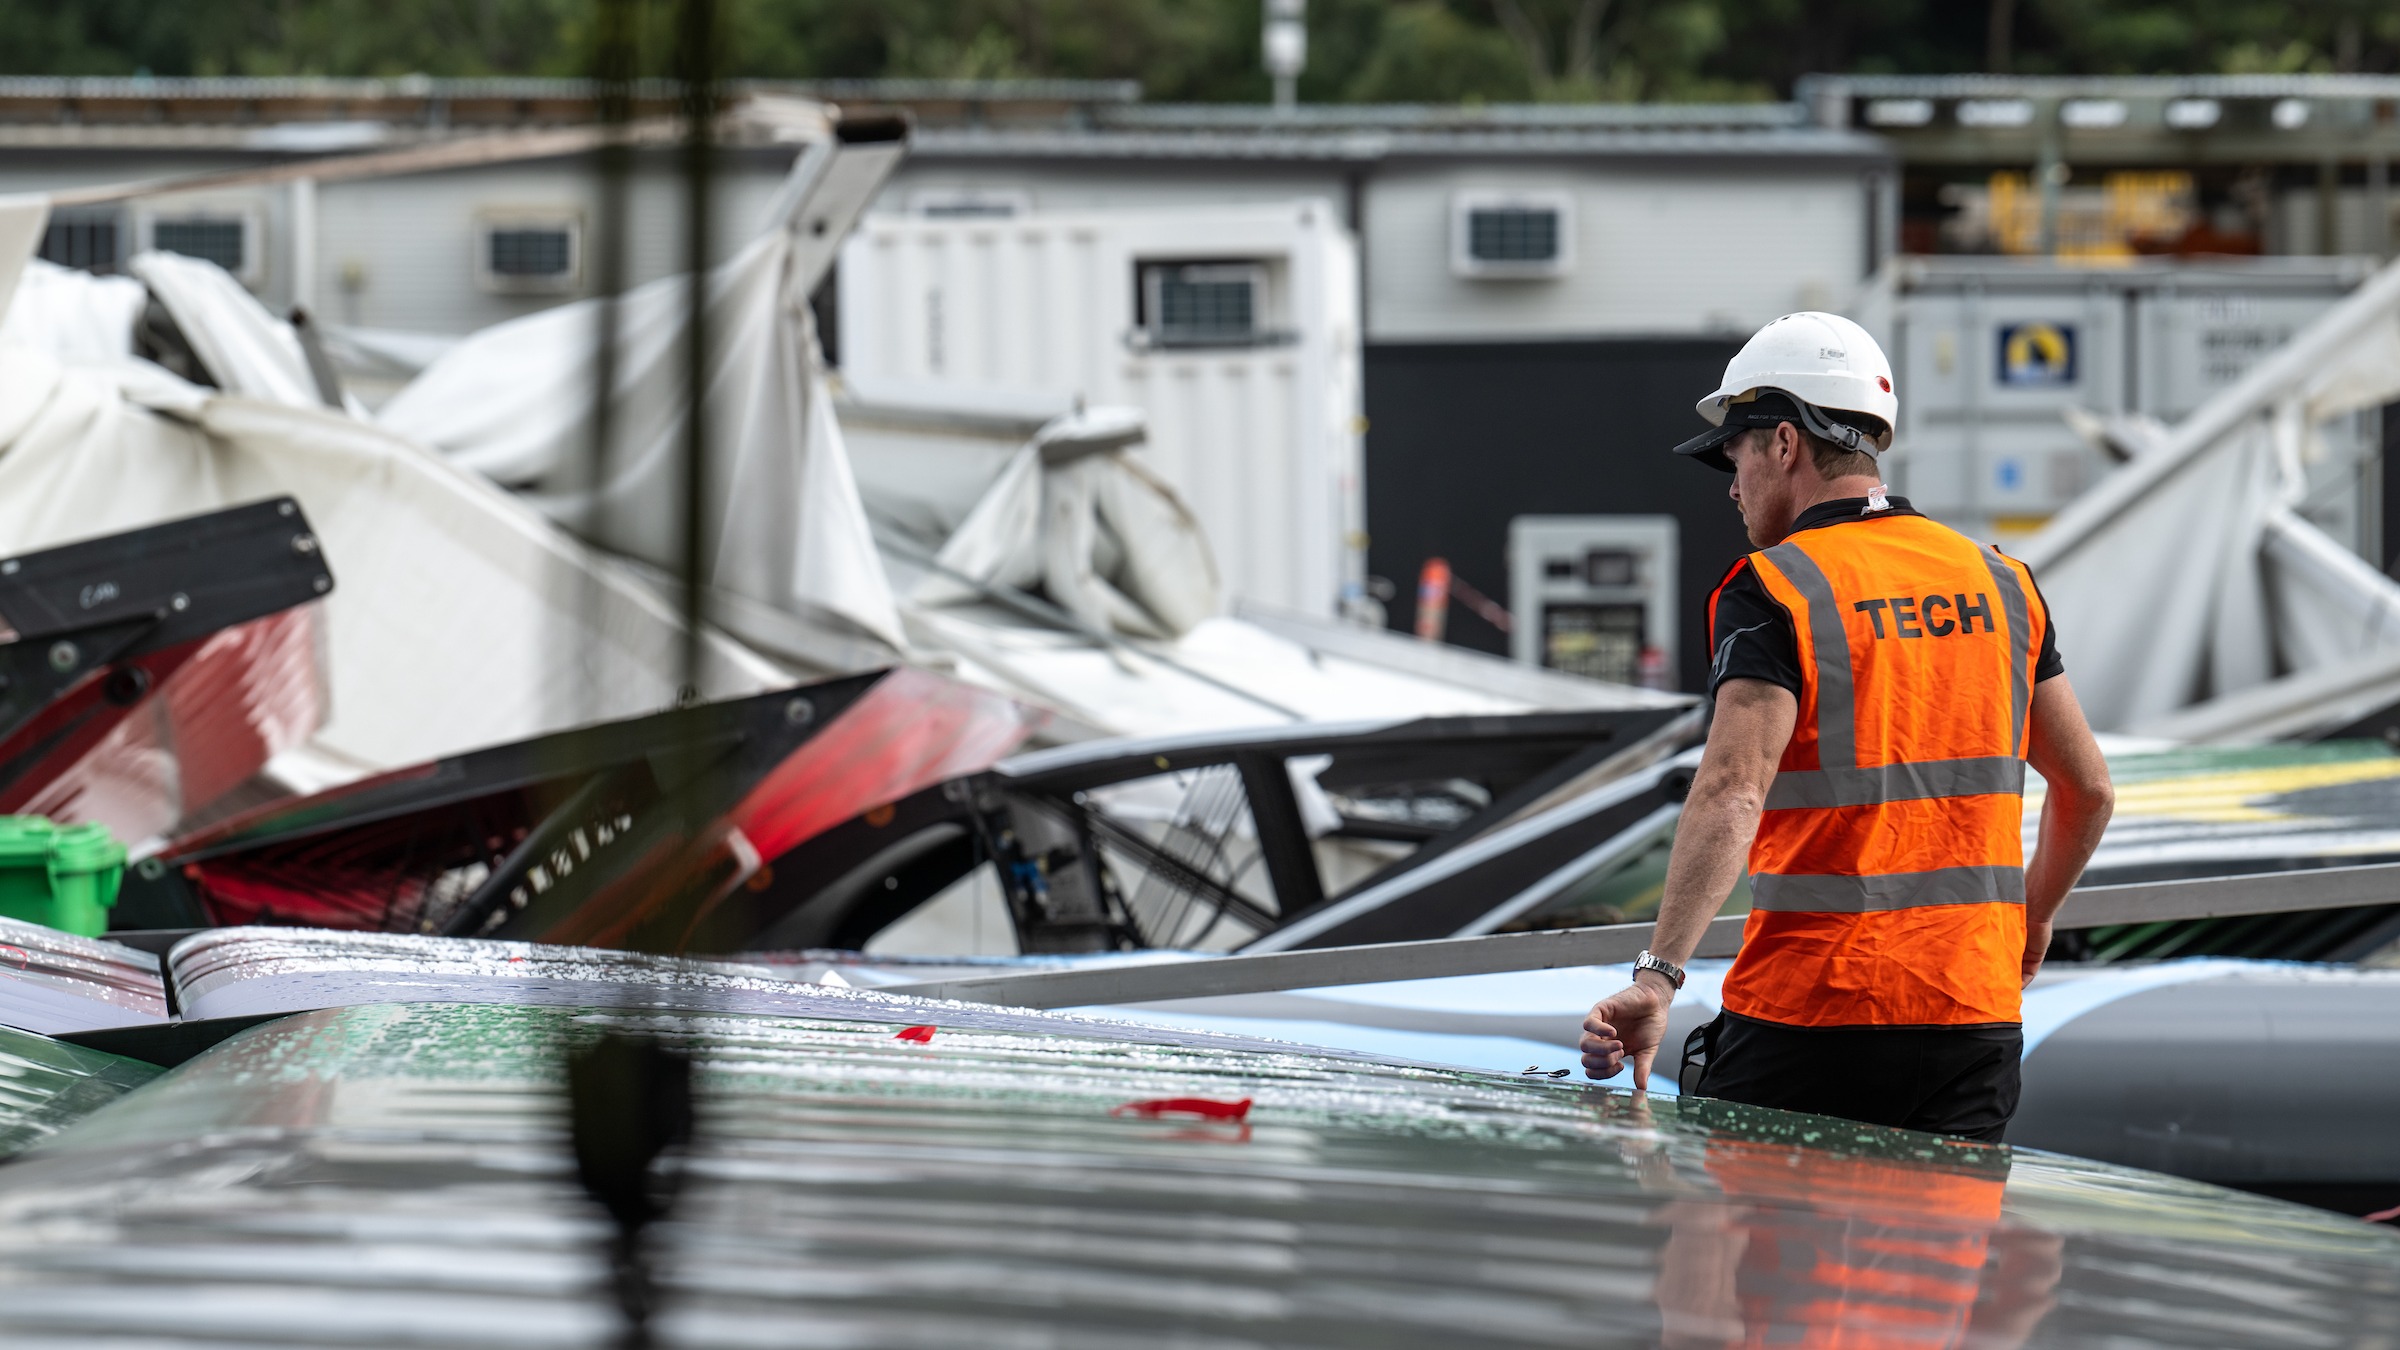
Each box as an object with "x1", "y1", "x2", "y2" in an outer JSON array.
[{"x1": 1672, "y1": 421, "x2": 1744, "y2": 473}]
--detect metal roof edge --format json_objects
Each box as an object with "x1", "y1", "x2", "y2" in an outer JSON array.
[
  {"x1": 1801, "y1": 71, "x2": 2400, "y2": 101},
  {"x1": 910, "y1": 125, "x2": 1890, "y2": 163},
  {"x1": 1102, "y1": 101, "x2": 1807, "y2": 131},
  {"x1": 0, "y1": 74, "x2": 1142, "y2": 103}
]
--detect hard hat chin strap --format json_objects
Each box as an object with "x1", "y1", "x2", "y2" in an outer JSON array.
[{"x1": 1789, "y1": 398, "x2": 1871, "y2": 455}]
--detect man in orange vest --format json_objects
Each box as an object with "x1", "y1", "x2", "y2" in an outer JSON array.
[{"x1": 1580, "y1": 312, "x2": 2116, "y2": 1142}]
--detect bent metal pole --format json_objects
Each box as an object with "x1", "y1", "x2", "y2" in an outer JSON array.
[{"x1": 888, "y1": 858, "x2": 2400, "y2": 1010}]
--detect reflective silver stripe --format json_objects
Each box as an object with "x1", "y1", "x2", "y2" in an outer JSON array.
[
  {"x1": 1981, "y1": 549, "x2": 2033, "y2": 756},
  {"x1": 1750, "y1": 865, "x2": 2026, "y2": 913},
  {"x1": 1761, "y1": 541, "x2": 1854, "y2": 770},
  {"x1": 1764, "y1": 756, "x2": 2026, "y2": 810}
]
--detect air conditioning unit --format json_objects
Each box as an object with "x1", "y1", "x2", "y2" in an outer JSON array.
[
  {"x1": 40, "y1": 208, "x2": 125, "y2": 273},
  {"x1": 141, "y1": 208, "x2": 262, "y2": 283},
  {"x1": 1135, "y1": 259, "x2": 1283, "y2": 349},
  {"x1": 474, "y1": 212, "x2": 583, "y2": 295},
  {"x1": 1451, "y1": 191, "x2": 1574, "y2": 279}
]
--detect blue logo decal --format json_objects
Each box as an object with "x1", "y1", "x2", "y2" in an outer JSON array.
[{"x1": 1997, "y1": 322, "x2": 2076, "y2": 386}]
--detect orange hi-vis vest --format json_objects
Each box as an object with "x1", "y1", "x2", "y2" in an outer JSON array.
[{"x1": 1717, "y1": 511, "x2": 2046, "y2": 1028}]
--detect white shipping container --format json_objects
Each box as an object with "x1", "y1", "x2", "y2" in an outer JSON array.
[
  {"x1": 1889, "y1": 279, "x2": 2129, "y2": 529},
  {"x1": 837, "y1": 201, "x2": 1364, "y2": 618},
  {"x1": 1887, "y1": 257, "x2": 2377, "y2": 549}
]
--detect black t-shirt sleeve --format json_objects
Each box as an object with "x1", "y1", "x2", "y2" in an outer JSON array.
[
  {"x1": 1706, "y1": 558, "x2": 1803, "y2": 699},
  {"x1": 2026, "y1": 565, "x2": 2065, "y2": 682}
]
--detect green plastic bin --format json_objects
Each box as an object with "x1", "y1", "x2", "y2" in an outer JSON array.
[{"x1": 0, "y1": 818, "x2": 126, "y2": 937}]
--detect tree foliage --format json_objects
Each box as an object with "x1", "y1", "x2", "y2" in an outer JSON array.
[{"x1": 5, "y1": 0, "x2": 2399, "y2": 97}]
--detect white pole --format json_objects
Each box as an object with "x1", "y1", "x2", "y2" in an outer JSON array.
[
  {"x1": 289, "y1": 175, "x2": 317, "y2": 312},
  {"x1": 1263, "y1": 0, "x2": 1306, "y2": 112}
]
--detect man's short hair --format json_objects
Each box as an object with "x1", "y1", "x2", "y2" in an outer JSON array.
[{"x1": 1802, "y1": 429, "x2": 1879, "y2": 480}]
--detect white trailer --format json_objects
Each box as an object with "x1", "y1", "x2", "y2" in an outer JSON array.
[{"x1": 836, "y1": 201, "x2": 1364, "y2": 619}]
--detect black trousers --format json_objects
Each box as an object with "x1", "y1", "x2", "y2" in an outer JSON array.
[{"x1": 1688, "y1": 1011, "x2": 2023, "y2": 1144}]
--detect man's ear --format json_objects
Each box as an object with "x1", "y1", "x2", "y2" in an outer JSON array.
[{"x1": 1773, "y1": 420, "x2": 1805, "y2": 469}]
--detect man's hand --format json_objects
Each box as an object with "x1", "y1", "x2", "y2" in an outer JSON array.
[
  {"x1": 1578, "y1": 680, "x2": 1791, "y2": 1093},
  {"x1": 1581, "y1": 978, "x2": 1672, "y2": 1090},
  {"x1": 2022, "y1": 917, "x2": 2053, "y2": 988}
]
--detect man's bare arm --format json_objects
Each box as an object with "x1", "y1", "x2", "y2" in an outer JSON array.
[
  {"x1": 1581, "y1": 678, "x2": 1795, "y2": 1088},
  {"x1": 2020, "y1": 675, "x2": 2114, "y2": 984}
]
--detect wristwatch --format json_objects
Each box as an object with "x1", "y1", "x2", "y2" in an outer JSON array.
[{"x1": 1633, "y1": 950, "x2": 1686, "y2": 991}]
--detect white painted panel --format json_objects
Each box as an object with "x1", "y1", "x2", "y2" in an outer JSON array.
[
  {"x1": 871, "y1": 165, "x2": 1354, "y2": 219},
  {"x1": 301, "y1": 157, "x2": 791, "y2": 335},
  {"x1": 1365, "y1": 166, "x2": 1869, "y2": 340},
  {"x1": 838, "y1": 201, "x2": 1363, "y2": 616}
]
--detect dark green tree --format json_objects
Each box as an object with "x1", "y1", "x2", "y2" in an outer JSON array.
[{"x1": 1, "y1": 0, "x2": 2395, "y2": 96}]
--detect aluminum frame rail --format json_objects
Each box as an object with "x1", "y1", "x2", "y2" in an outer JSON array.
[{"x1": 887, "y1": 859, "x2": 2400, "y2": 1010}]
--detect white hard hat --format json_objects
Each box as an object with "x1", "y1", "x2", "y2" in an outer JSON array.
[{"x1": 1674, "y1": 312, "x2": 1897, "y2": 471}]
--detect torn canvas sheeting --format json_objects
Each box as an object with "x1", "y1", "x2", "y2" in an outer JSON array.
[
  {"x1": 0, "y1": 243, "x2": 352, "y2": 413},
  {"x1": 905, "y1": 604, "x2": 1687, "y2": 743},
  {"x1": 902, "y1": 402, "x2": 1221, "y2": 639},
  {"x1": 850, "y1": 384, "x2": 1663, "y2": 741},
  {"x1": 127, "y1": 249, "x2": 349, "y2": 411},
  {"x1": 0, "y1": 346, "x2": 784, "y2": 776},
  {"x1": 0, "y1": 259, "x2": 144, "y2": 366},
  {"x1": 2021, "y1": 256, "x2": 2400, "y2": 732},
  {"x1": 839, "y1": 201, "x2": 1366, "y2": 618},
  {"x1": 380, "y1": 232, "x2": 902, "y2": 663},
  {"x1": 378, "y1": 140, "x2": 908, "y2": 666},
  {"x1": 0, "y1": 193, "x2": 43, "y2": 321}
]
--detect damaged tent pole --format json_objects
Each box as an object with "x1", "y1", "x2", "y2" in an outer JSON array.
[{"x1": 888, "y1": 858, "x2": 2400, "y2": 1010}]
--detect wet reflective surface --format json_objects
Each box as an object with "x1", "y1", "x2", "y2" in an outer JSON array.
[
  {"x1": 0, "y1": 1002, "x2": 2392, "y2": 1347},
  {"x1": 0, "y1": 914, "x2": 166, "y2": 1034},
  {"x1": 165, "y1": 927, "x2": 1430, "y2": 1060},
  {"x1": 0, "y1": 1024, "x2": 158, "y2": 1159}
]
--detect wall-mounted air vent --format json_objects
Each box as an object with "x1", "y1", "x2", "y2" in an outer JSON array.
[
  {"x1": 474, "y1": 212, "x2": 582, "y2": 295},
  {"x1": 1451, "y1": 192, "x2": 1574, "y2": 279},
  {"x1": 143, "y1": 210, "x2": 260, "y2": 282},
  {"x1": 1134, "y1": 259, "x2": 1289, "y2": 349}
]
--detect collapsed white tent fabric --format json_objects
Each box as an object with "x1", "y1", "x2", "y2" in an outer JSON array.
[
  {"x1": 0, "y1": 348, "x2": 784, "y2": 772},
  {"x1": 906, "y1": 608, "x2": 1684, "y2": 740},
  {"x1": 128, "y1": 249, "x2": 365, "y2": 415},
  {"x1": 0, "y1": 259, "x2": 144, "y2": 365},
  {"x1": 842, "y1": 384, "x2": 1684, "y2": 741},
  {"x1": 0, "y1": 196, "x2": 783, "y2": 781},
  {"x1": 2021, "y1": 256, "x2": 2400, "y2": 734},
  {"x1": 910, "y1": 404, "x2": 1221, "y2": 640},
  {"x1": 0, "y1": 245, "x2": 354, "y2": 417},
  {"x1": 378, "y1": 148, "x2": 906, "y2": 664}
]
